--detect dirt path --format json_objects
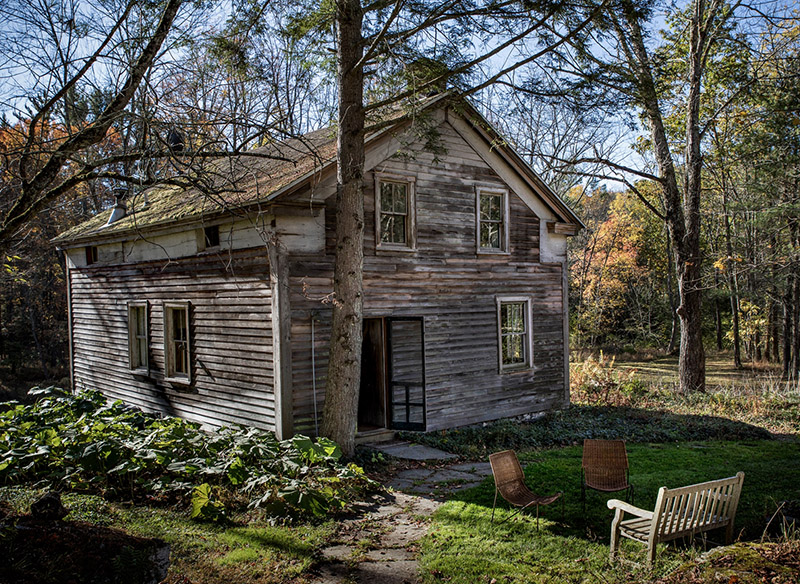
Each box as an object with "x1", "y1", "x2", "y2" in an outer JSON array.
[
  {"x1": 310, "y1": 448, "x2": 492, "y2": 584},
  {"x1": 311, "y1": 492, "x2": 439, "y2": 584}
]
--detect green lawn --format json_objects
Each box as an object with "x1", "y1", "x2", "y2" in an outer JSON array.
[{"x1": 420, "y1": 440, "x2": 800, "y2": 583}]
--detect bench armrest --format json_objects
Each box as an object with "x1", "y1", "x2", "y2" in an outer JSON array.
[{"x1": 607, "y1": 499, "x2": 653, "y2": 520}]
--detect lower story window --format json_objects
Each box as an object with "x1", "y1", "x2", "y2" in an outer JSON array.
[
  {"x1": 164, "y1": 302, "x2": 191, "y2": 382},
  {"x1": 497, "y1": 298, "x2": 532, "y2": 371},
  {"x1": 128, "y1": 301, "x2": 149, "y2": 372}
]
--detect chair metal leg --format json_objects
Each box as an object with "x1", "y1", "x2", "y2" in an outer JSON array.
[{"x1": 492, "y1": 489, "x2": 498, "y2": 522}]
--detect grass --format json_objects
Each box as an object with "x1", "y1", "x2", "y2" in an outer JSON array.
[
  {"x1": 414, "y1": 354, "x2": 800, "y2": 583},
  {"x1": 420, "y1": 440, "x2": 800, "y2": 583},
  {"x1": 0, "y1": 485, "x2": 335, "y2": 584}
]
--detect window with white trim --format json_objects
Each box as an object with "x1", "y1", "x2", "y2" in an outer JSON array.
[
  {"x1": 497, "y1": 297, "x2": 532, "y2": 371},
  {"x1": 477, "y1": 188, "x2": 508, "y2": 252},
  {"x1": 376, "y1": 175, "x2": 415, "y2": 249},
  {"x1": 128, "y1": 301, "x2": 149, "y2": 372},
  {"x1": 164, "y1": 302, "x2": 191, "y2": 382}
]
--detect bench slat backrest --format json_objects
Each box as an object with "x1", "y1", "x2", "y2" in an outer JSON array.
[{"x1": 650, "y1": 472, "x2": 744, "y2": 542}]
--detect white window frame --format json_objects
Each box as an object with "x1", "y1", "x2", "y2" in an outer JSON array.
[
  {"x1": 163, "y1": 301, "x2": 191, "y2": 383},
  {"x1": 375, "y1": 173, "x2": 416, "y2": 251},
  {"x1": 496, "y1": 296, "x2": 533, "y2": 372},
  {"x1": 128, "y1": 301, "x2": 149, "y2": 373},
  {"x1": 476, "y1": 187, "x2": 510, "y2": 254}
]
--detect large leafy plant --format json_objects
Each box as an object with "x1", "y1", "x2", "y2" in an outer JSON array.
[{"x1": 0, "y1": 387, "x2": 373, "y2": 519}]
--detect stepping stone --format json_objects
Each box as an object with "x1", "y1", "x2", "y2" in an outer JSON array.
[{"x1": 372, "y1": 441, "x2": 457, "y2": 461}]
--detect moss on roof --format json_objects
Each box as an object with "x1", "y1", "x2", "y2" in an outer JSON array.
[{"x1": 54, "y1": 127, "x2": 338, "y2": 244}]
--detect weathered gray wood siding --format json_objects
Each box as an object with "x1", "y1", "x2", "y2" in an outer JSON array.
[
  {"x1": 69, "y1": 250, "x2": 276, "y2": 429},
  {"x1": 289, "y1": 119, "x2": 567, "y2": 433}
]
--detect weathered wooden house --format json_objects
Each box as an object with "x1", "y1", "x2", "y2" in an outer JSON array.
[{"x1": 54, "y1": 96, "x2": 582, "y2": 440}]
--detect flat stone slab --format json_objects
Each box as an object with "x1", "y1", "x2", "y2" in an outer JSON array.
[
  {"x1": 448, "y1": 461, "x2": 492, "y2": 476},
  {"x1": 364, "y1": 548, "x2": 414, "y2": 562},
  {"x1": 322, "y1": 545, "x2": 354, "y2": 561},
  {"x1": 422, "y1": 469, "x2": 479, "y2": 483},
  {"x1": 372, "y1": 441, "x2": 457, "y2": 461},
  {"x1": 355, "y1": 559, "x2": 419, "y2": 584}
]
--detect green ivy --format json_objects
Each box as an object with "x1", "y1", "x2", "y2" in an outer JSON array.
[{"x1": 0, "y1": 387, "x2": 375, "y2": 520}]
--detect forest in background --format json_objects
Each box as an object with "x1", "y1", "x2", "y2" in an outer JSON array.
[{"x1": 0, "y1": 0, "x2": 798, "y2": 398}]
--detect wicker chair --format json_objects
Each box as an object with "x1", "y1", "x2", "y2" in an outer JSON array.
[
  {"x1": 489, "y1": 450, "x2": 563, "y2": 526},
  {"x1": 581, "y1": 439, "x2": 633, "y2": 512}
]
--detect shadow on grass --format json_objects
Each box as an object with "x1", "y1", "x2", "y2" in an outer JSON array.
[
  {"x1": 404, "y1": 404, "x2": 774, "y2": 459},
  {"x1": 419, "y1": 440, "x2": 800, "y2": 583},
  {"x1": 443, "y1": 440, "x2": 800, "y2": 543}
]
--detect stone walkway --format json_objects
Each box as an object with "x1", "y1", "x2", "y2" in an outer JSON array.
[{"x1": 309, "y1": 442, "x2": 493, "y2": 584}]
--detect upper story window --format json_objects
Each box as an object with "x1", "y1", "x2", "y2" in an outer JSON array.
[
  {"x1": 85, "y1": 246, "x2": 98, "y2": 265},
  {"x1": 164, "y1": 302, "x2": 191, "y2": 383},
  {"x1": 497, "y1": 297, "x2": 532, "y2": 372},
  {"x1": 477, "y1": 187, "x2": 509, "y2": 253},
  {"x1": 376, "y1": 174, "x2": 416, "y2": 250},
  {"x1": 128, "y1": 301, "x2": 149, "y2": 372}
]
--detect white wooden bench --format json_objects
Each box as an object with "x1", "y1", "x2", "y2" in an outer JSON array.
[{"x1": 607, "y1": 471, "x2": 745, "y2": 567}]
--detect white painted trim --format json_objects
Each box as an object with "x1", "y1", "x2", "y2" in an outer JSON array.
[
  {"x1": 476, "y1": 186, "x2": 510, "y2": 254},
  {"x1": 495, "y1": 296, "x2": 534, "y2": 373},
  {"x1": 127, "y1": 300, "x2": 150, "y2": 374},
  {"x1": 163, "y1": 301, "x2": 191, "y2": 385},
  {"x1": 375, "y1": 173, "x2": 417, "y2": 251}
]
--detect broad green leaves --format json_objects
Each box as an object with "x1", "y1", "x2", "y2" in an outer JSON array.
[{"x1": 0, "y1": 387, "x2": 374, "y2": 520}]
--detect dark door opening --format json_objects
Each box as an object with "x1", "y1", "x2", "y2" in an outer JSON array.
[
  {"x1": 358, "y1": 318, "x2": 386, "y2": 430},
  {"x1": 387, "y1": 318, "x2": 426, "y2": 431}
]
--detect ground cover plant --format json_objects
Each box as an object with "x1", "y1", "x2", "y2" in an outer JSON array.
[
  {"x1": 419, "y1": 440, "x2": 800, "y2": 583},
  {"x1": 0, "y1": 485, "x2": 335, "y2": 584},
  {"x1": 0, "y1": 387, "x2": 374, "y2": 519},
  {"x1": 404, "y1": 353, "x2": 798, "y2": 457}
]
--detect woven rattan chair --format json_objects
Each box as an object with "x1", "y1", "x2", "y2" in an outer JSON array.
[
  {"x1": 581, "y1": 439, "x2": 633, "y2": 512},
  {"x1": 489, "y1": 450, "x2": 563, "y2": 526}
]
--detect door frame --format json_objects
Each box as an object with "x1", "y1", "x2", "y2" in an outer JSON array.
[{"x1": 386, "y1": 316, "x2": 426, "y2": 431}]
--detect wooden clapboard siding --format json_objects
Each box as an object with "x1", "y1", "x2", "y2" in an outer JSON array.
[
  {"x1": 290, "y1": 118, "x2": 566, "y2": 434},
  {"x1": 69, "y1": 249, "x2": 276, "y2": 430}
]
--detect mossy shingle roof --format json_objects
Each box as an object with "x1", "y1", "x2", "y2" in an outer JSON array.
[{"x1": 54, "y1": 127, "x2": 339, "y2": 244}]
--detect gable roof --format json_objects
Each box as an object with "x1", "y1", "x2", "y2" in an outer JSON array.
[{"x1": 54, "y1": 95, "x2": 582, "y2": 246}]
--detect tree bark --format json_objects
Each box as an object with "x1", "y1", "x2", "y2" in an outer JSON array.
[
  {"x1": 722, "y1": 187, "x2": 742, "y2": 368},
  {"x1": 619, "y1": 1, "x2": 706, "y2": 391},
  {"x1": 321, "y1": 0, "x2": 365, "y2": 457}
]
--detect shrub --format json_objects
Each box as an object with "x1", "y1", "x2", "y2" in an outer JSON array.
[
  {"x1": 0, "y1": 387, "x2": 375, "y2": 520},
  {"x1": 571, "y1": 352, "x2": 644, "y2": 406}
]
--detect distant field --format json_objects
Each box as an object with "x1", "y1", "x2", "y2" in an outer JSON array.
[{"x1": 612, "y1": 352, "x2": 786, "y2": 388}]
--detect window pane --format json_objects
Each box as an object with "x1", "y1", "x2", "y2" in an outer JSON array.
[
  {"x1": 134, "y1": 307, "x2": 146, "y2": 336},
  {"x1": 137, "y1": 340, "x2": 147, "y2": 368},
  {"x1": 503, "y1": 303, "x2": 524, "y2": 332},
  {"x1": 480, "y1": 193, "x2": 502, "y2": 220},
  {"x1": 393, "y1": 185, "x2": 407, "y2": 213},
  {"x1": 381, "y1": 183, "x2": 394, "y2": 211},
  {"x1": 381, "y1": 215, "x2": 395, "y2": 243},
  {"x1": 503, "y1": 334, "x2": 525, "y2": 365},
  {"x1": 481, "y1": 223, "x2": 500, "y2": 249},
  {"x1": 173, "y1": 308, "x2": 187, "y2": 342},
  {"x1": 392, "y1": 215, "x2": 406, "y2": 243}
]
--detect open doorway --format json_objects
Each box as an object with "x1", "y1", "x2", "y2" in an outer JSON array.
[
  {"x1": 358, "y1": 317, "x2": 427, "y2": 432},
  {"x1": 358, "y1": 318, "x2": 386, "y2": 431}
]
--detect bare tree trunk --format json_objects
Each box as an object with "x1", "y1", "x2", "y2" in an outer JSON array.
[
  {"x1": 619, "y1": 1, "x2": 707, "y2": 390},
  {"x1": 665, "y1": 227, "x2": 679, "y2": 354},
  {"x1": 722, "y1": 188, "x2": 742, "y2": 368},
  {"x1": 793, "y1": 273, "x2": 800, "y2": 382},
  {"x1": 321, "y1": 0, "x2": 365, "y2": 457},
  {"x1": 783, "y1": 290, "x2": 793, "y2": 380},
  {"x1": 25, "y1": 290, "x2": 49, "y2": 378}
]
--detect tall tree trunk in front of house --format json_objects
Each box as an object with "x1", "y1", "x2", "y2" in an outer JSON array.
[{"x1": 322, "y1": 0, "x2": 365, "y2": 457}]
